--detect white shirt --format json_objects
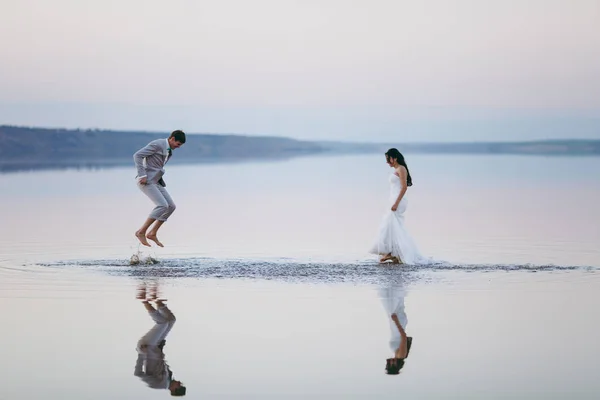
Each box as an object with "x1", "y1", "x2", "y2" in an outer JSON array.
[{"x1": 163, "y1": 138, "x2": 170, "y2": 167}]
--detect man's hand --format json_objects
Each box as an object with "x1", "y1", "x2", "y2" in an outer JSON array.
[
  {"x1": 139, "y1": 177, "x2": 147, "y2": 185},
  {"x1": 391, "y1": 203, "x2": 398, "y2": 211}
]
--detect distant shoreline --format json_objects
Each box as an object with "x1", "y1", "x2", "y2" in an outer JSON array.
[{"x1": 1, "y1": 125, "x2": 599, "y2": 173}]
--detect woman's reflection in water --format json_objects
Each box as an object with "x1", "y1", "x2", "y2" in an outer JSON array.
[
  {"x1": 379, "y1": 283, "x2": 413, "y2": 375},
  {"x1": 134, "y1": 282, "x2": 187, "y2": 396}
]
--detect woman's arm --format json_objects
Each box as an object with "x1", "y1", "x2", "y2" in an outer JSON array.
[{"x1": 391, "y1": 313, "x2": 409, "y2": 358}]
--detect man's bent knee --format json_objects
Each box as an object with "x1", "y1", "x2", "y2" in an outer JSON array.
[
  {"x1": 155, "y1": 205, "x2": 169, "y2": 214},
  {"x1": 162, "y1": 204, "x2": 176, "y2": 219},
  {"x1": 150, "y1": 205, "x2": 169, "y2": 220}
]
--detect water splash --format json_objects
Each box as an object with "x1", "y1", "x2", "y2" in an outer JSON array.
[
  {"x1": 37, "y1": 257, "x2": 599, "y2": 285},
  {"x1": 129, "y1": 250, "x2": 159, "y2": 266}
]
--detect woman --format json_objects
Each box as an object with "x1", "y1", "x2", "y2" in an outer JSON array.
[
  {"x1": 369, "y1": 148, "x2": 428, "y2": 264},
  {"x1": 385, "y1": 314, "x2": 413, "y2": 375},
  {"x1": 380, "y1": 283, "x2": 413, "y2": 375}
]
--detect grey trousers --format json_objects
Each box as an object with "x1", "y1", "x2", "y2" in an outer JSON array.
[
  {"x1": 137, "y1": 305, "x2": 177, "y2": 349},
  {"x1": 138, "y1": 182, "x2": 176, "y2": 221}
]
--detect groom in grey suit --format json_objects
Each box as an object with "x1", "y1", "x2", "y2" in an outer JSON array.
[{"x1": 133, "y1": 130, "x2": 186, "y2": 247}]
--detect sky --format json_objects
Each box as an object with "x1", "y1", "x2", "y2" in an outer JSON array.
[{"x1": 1, "y1": 0, "x2": 599, "y2": 142}]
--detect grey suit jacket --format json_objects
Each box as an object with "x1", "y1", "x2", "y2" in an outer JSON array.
[
  {"x1": 134, "y1": 348, "x2": 171, "y2": 389},
  {"x1": 133, "y1": 139, "x2": 172, "y2": 186}
]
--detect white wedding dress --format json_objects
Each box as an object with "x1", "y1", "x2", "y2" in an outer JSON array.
[
  {"x1": 378, "y1": 284, "x2": 408, "y2": 352},
  {"x1": 369, "y1": 172, "x2": 432, "y2": 265}
]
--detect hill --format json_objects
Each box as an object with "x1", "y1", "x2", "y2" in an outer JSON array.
[{"x1": 1, "y1": 125, "x2": 598, "y2": 172}]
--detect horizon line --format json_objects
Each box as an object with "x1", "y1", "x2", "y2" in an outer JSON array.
[{"x1": 2, "y1": 123, "x2": 599, "y2": 145}]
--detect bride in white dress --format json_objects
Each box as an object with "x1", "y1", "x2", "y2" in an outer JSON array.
[
  {"x1": 379, "y1": 282, "x2": 412, "y2": 374},
  {"x1": 369, "y1": 148, "x2": 430, "y2": 265}
]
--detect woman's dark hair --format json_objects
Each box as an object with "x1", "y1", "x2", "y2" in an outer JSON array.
[
  {"x1": 385, "y1": 358, "x2": 405, "y2": 375},
  {"x1": 385, "y1": 148, "x2": 412, "y2": 186},
  {"x1": 385, "y1": 336, "x2": 412, "y2": 375}
]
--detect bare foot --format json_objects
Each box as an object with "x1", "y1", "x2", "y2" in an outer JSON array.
[
  {"x1": 391, "y1": 257, "x2": 402, "y2": 264},
  {"x1": 149, "y1": 285, "x2": 158, "y2": 300},
  {"x1": 380, "y1": 253, "x2": 393, "y2": 263},
  {"x1": 146, "y1": 233, "x2": 164, "y2": 247},
  {"x1": 136, "y1": 286, "x2": 147, "y2": 300},
  {"x1": 135, "y1": 231, "x2": 151, "y2": 247}
]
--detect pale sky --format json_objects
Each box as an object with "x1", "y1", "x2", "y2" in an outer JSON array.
[{"x1": 1, "y1": 0, "x2": 599, "y2": 142}]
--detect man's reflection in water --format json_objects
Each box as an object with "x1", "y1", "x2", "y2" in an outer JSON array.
[
  {"x1": 134, "y1": 283, "x2": 187, "y2": 396},
  {"x1": 379, "y1": 283, "x2": 413, "y2": 375}
]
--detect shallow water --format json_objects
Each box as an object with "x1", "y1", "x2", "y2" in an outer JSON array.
[
  {"x1": 1, "y1": 154, "x2": 599, "y2": 398},
  {"x1": 2, "y1": 263, "x2": 599, "y2": 399},
  {"x1": 2, "y1": 154, "x2": 599, "y2": 266}
]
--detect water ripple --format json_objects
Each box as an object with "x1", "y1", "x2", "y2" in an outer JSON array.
[{"x1": 36, "y1": 257, "x2": 600, "y2": 285}]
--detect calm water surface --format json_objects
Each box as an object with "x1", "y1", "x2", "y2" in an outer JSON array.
[
  {"x1": 1, "y1": 154, "x2": 599, "y2": 265},
  {"x1": 1, "y1": 154, "x2": 599, "y2": 399}
]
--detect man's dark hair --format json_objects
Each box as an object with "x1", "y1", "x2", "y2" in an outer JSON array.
[
  {"x1": 170, "y1": 130, "x2": 186, "y2": 143},
  {"x1": 171, "y1": 386, "x2": 187, "y2": 396}
]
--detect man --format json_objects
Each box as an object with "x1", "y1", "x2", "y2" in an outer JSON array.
[
  {"x1": 134, "y1": 284, "x2": 187, "y2": 396},
  {"x1": 133, "y1": 130, "x2": 186, "y2": 247}
]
